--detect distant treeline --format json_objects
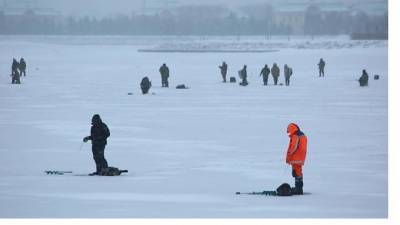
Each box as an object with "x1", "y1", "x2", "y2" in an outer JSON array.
[{"x1": 0, "y1": 4, "x2": 388, "y2": 38}]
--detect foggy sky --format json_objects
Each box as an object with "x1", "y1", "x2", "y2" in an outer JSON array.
[
  {"x1": 27, "y1": 0, "x2": 270, "y2": 17},
  {"x1": 3, "y1": 0, "x2": 387, "y2": 17}
]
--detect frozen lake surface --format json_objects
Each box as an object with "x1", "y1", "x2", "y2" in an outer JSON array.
[{"x1": 0, "y1": 36, "x2": 388, "y2": 218}]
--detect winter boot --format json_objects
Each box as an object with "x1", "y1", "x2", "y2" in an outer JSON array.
[{"x1": 293, "y1": 177, "x2": 303, "y2": 195}]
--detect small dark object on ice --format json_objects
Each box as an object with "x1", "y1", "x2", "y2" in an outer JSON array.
[
  {"x1": 374, "y1": 75, "x2": 379, "y2": 80},
  {"x1": 235, "y1": 191, "x2": 277, "y2": 196},
  {"x1": 45, "y1": 170, "x2": 72, "y2": 175},
  {"x1": 127, "y1": 92, "x2": 133, "y2": 95},
  {"x1": 90, "y1": 167, "x2": 128, "y2": 176},
  {"x1": 176, "y1": 84, "x2": 189, "y2": 89},
  {"x1": 45, "y1": 167, "x2": 128, "y2": 176},
  {"x1": 236, "y1": 183, "x2": 308, "y2": 197},
  {"x1": 230, "y1": 77, "x2": 236, "y2": 83}
]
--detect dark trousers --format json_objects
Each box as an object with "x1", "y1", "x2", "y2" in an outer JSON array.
[
  {"x1": 263, "y1": 75, "x2": 269, "y2": 85},
  {"x1": 273, "y1": 76, "x2": 278, "y2": 85},
  {"x1": 285, "y1": 77, "x2": 290, "y2": 86},
  {"x1": 12, "y1": 76, "x2": 20, "y2": 84},
  {"x1": 161, "y1": 77, "x2": 169, "y2": 87},
  {"x1": 92, "y1": 144, "x2": 108, "y2": 173},
  {"x1": 319, "y1": 69, "x2": 324, "y2": 77},
  {"x1": 291, "y1": 165, "x2": 303, "y2": 194},
  {"x1": 222, "y1": 73, "x2": 227, "y2": 82}
]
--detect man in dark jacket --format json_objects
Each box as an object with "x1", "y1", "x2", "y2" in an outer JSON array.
[
  {"x1": 83, "y1": 114, "x2": 110, "y2": 175},
  {"x1": 284, "y1": 64, "x2": 293, "y2": 86},
  {"x1": 260, "y1": 64, "x2": 270, "y2": 86},
  {"x1": 359, "y1": 69, "x2": 369, "y2": 87},
  {"x1": 219, "y1": 61, "x2": 228, "y2": 82},
  {"x1": 271, "y1": 63, "x2": 280, "y2": 85},
  {"x1": 19, "y1": 58, "x2": 26, "y2": 76},
  {"x1": 11, "y1": 58, "x2": 21, "y2": 84},
  {"x1": 239, "y1": 65, "x2": 248, "y2": 86},
  {"x1": 318, "y1": 58, "x2": 325, "y2": 77},
  {"x1": 159, "y1": 63, "x2": 169, "y2": 87}
]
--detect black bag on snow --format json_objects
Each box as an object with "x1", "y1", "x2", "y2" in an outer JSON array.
[
  {"x1": 99, "y1": 167, "x2": 127, "y2": 176},
  {"x1": 176, "y1": 84, "x2": 188, "y2": 89},
  {"x1": 276, "y1": 183, "x2": 293, "y2": 196}
]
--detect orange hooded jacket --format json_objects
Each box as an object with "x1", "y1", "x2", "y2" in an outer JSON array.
[{"x1": 286, "y1": 123, "x2": 307, "y2": 165}]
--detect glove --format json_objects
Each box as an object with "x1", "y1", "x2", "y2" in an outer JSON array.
[{"x1": 83, "y1": 136, "x2": 90, "y2": 142}]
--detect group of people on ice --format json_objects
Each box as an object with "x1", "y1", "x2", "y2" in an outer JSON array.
[
  {"x1": 218, "y1": 58, "x2": 369, "y2": 88},
  {"x1": 139, "y1": 63, "x2": 170, "y2": 94},
  {"x1": 220, "y1": 62, "x2": 294, "y2": 86},
  {"x1": 130, "y1": 58, "x2": 368, "y2": 94},
  {"x1": 11, "y1": 58, "x2": 27, "y2": 84}
]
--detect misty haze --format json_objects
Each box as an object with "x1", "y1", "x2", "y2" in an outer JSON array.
[{"x1": 0, "y1": 0, "x2": 388, "y2": 38}]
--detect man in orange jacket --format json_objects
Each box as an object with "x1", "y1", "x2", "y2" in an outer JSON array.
[{"x1": 286, "y1": 123, "x2": 307, "y2": 195}]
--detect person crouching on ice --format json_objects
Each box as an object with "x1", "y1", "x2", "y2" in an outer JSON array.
[
  {"x1": 286, "y1": 123, "x2": 307, "y2": 195},
  {"x1": 83, "y1": 114, "x2": 110, "y2": 175}
]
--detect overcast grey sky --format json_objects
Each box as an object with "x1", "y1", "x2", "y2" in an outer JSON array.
[
  {"x1": 2, "y1": 0, "x2": 387, "y2": 17},
  {"x1": 27, "y1": 0, "x2": 270, "y2": 16}
]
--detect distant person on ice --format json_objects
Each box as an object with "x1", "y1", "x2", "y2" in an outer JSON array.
[
  {"x1": 83, "y1": 114, "x2": 110, "y2": 175},
  {"x1": 159, "y1": 63, "x2": 169, "y2": 87},
  {"x1": 238, "y1": 65, "x2": 248, "y2": 86},
  {"x1": 285, "y1": 123, "x2": 307, "y2": 195},
  {"x1": 259, "y1": 64, "x2": 270, "y2": 86},
  {"x1": 358, "y1": 69, "x2": 369, "y2": 87},
  {"x1": 11, "y1": 58, "x2": 21, "y2": 84},
  {"x1": 271, "y1": 63, "x2": 280, "y2": 85},
  {"x1": 284, "y1": 64, "x2": 293, "y2": 86},
  {"x1": 19, "y1": 58, "x2": 26, "y2": 77},
  {"x1": 140, "y1": 76, "x2": 152, "y2": 94},
  {"x1": 318, "y1": 58, "x2": 325, "y2": 77},
  {"x1": 219, "y1": 61, "x2": 228, "y2": 83}
]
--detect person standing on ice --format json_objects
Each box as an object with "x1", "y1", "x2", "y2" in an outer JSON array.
[
  {"x1": 219, "y1": 61, "x2": 228, "y2": 83},
  {"x1": 238, "y1": 65, "x2": 248, "y2": 86},
  {"x1": 83, "y1": 114, "x2": 110, "y2": 175},
  {"x1": 285, "y1": 123, "x2": 307, "y2": 195},
  {"x1": 11, "y1": 58, "x2": 21, "y2": 84},
  {"x1": 284, "y1": 64, "x2": 293, "y2": 86},
  {"x1": 259, "y1": 64, "x2": 270, "y2": 86},
  {"x1": 271, "y1": 63, "x2": 280, "y2": 85},
  {"x1": 358, "y1": 69, "x2": 369, "y2": 87},
  {"x1": 159, "y1": 63, "x2": 169, "y2": 87},
  {"x1": 318, "y1": 58, "x2": 325, "y2": 77},
  {"x1": 19, "y1": 58, "x2": 27, "y2": 77}
]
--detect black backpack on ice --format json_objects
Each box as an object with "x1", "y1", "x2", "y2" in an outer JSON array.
[
  {"x1": 276, "y1": 183, "x2": 293, "y2": 196},
  {"x1": 99, "y1": 167, "x2": 128, "y2": 176}
]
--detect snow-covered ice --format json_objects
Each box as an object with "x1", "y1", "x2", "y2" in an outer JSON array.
[{"x1": 0, "y1": 36, "x2": 387, "y2": 218}]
